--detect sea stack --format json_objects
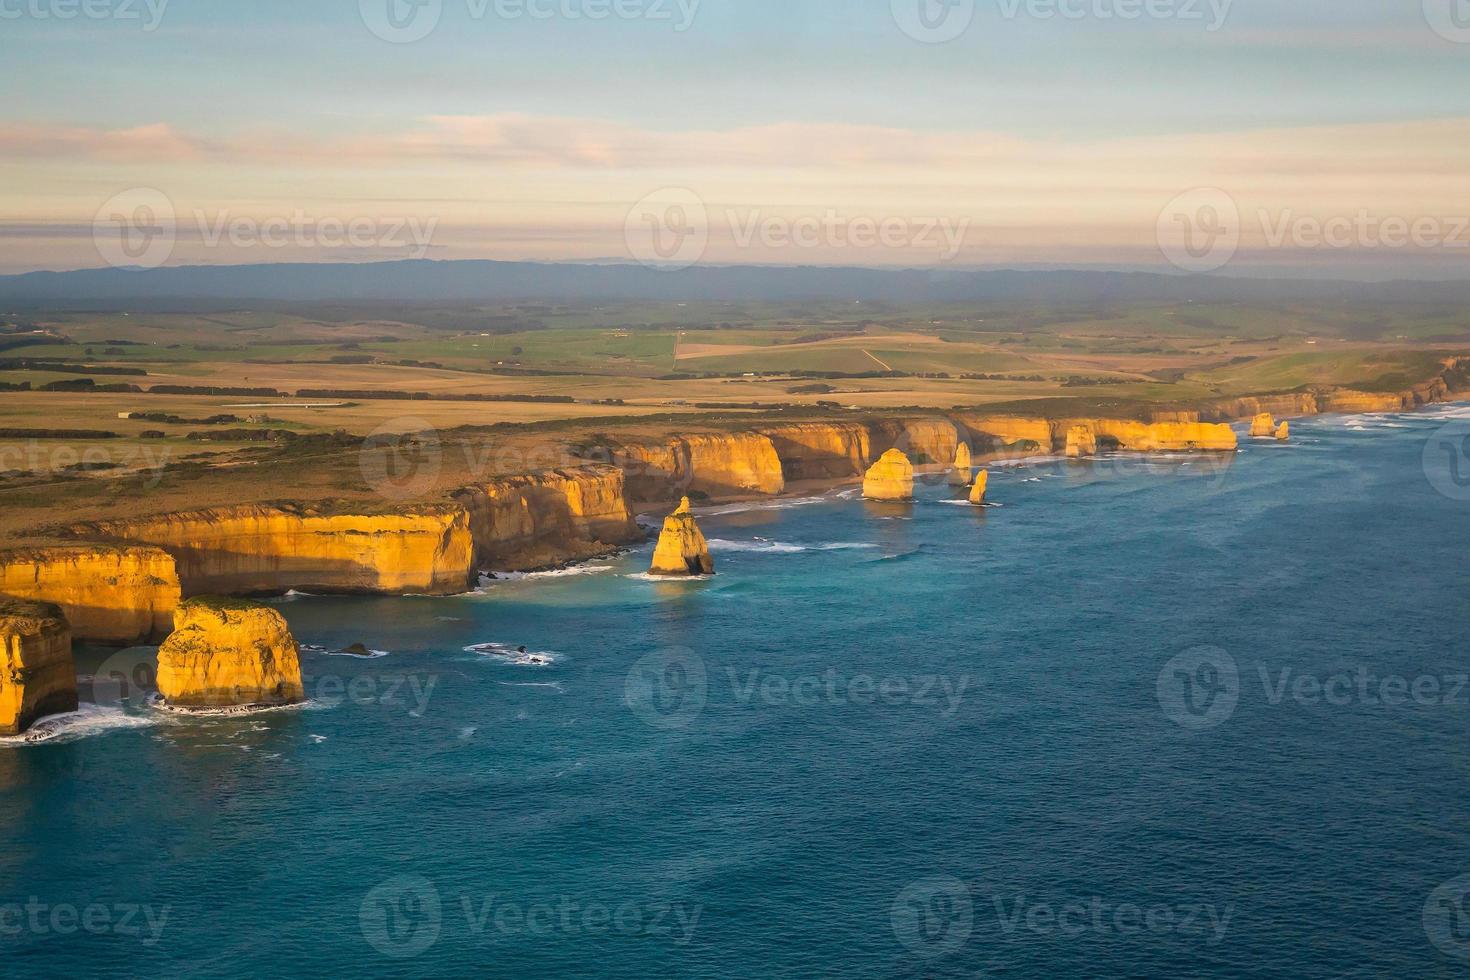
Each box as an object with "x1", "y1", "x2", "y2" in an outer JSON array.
[
  {"x1": 0, "y1": 599, "x2": 78, "y2": 736},
  {"x1": 948, "y1": 444, "x2": 973, "y2": 485},
  {"x1": 969, "y1": 470, "x2": 990, "y2": 506},
  {"x1": 1250, "y1": 413, "x2": 1277, "y2": 438},
  {"x1": 863, "y1": 449, "x2": 915, "y2": 501},
  {"x1": 1066, "y1": 425, "x2": 1098, "y2": 458},
  {"x1": 155, "y1": 597, "x2": 306, "y2": 709},
  {"x1": 649, "y1": 497, "x2": 715, "y2": 577},
  {"x1": 1276, "y1": 422, "x2": 1290, "y2": 441}
]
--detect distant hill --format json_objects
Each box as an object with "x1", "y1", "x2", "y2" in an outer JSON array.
[{"x1": 3, "y1": 260, "x2": 1470, "y2": 311}]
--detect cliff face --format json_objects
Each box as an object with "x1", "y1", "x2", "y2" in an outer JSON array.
[
  {"x1": 0, "y1": 547, "x2": 178, "y2": 644},
  {"x1": 1064, "y1": 420, "x2": 1238, "y2": 453},
  {"x1": 0, "y1": 599, "x2": 77, "y2": 736},
  {"x1": 156, "y1": 597, "x2": 305, "y2": 709},
  {"x1": 649, "y1": 498, "x2": 714, "y2": 576},
  {"x1": 869, "y1": 418, "x2": 960, "y2": 467},
  {"x1": 762, "y1": 423, "x2": 873, "y2": 481},
  {"x1": 81, "y1": 505, "x2": 474, "y2": 598},
  {"x1": 614, "y1": 432, "x2": 785, "y2": 501},
  {"x1": 1250, "y1": 414, "x2": 1278, "y2": 438},
  {"x1": 1065, "y1": 426, "x2": 1098, "y2": 458},
  {"x1": 864, "y1": 449, "x2": 916, "y2": 501},
  {"x1": 1203, "y1": 393, "x2": 1320, "y2": 422},
  {"x1": 956, "y1": 415, "x2": 1057, "y2": 453},
  {"x1": 455, "y1": 465, "x2": 640, "y2": 570}
]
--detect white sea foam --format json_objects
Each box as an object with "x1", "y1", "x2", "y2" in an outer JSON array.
[
  {"x1": 498, "y1": 681, "x2": 565, "y2": 693},
  {"x1": 487, "y1": 564, "x2": 617, "y2": 583},
  {"x1": 464, "y1": 642, "x2": 558, "y2": 666},
  {"x1": 707, "y1": 538, "x2": 877, "y2": 554},
  {"x1": 625, "y1": 572, "x2": 716, "y2": 582},
  {"x1": 0, "y1": 705, "x2": 156, "y2": 748},
  {"x1": 695, "y1": 495, "x2": 829, "y2": 516}
]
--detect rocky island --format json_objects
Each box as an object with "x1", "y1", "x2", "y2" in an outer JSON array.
[
  {"x1": 155, "y1": 597, "x2": 306, "y2": 710},
  {"x1": 0, "y1": 599, "x2": 78, "y2": 736},
  {"x1": 863, "y1": 449, "x2": 916, "y2": 501},
  {"x1": 649, "y1": 498, "x2": 715, "y2": 577}
]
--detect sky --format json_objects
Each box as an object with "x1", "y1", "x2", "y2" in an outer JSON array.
[{"x1": 2, "y1": 0, "x2": 1469, "y2": 277}]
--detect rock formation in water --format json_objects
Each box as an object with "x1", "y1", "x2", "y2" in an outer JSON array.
[
  {"x1": 649, "y1": 498, "x2": 714, "y2": 576},
  {"x1": 969, "y1": 471, "x2": 990, "y2": 505},
  {"x1": 863, "y1": 449, "x2": 915, "y2": 501},
  {"x1": 0, "y1": 547, "x2": 178, "y2": 644},
  {"x1": 1250, "y1": 414, "x2": 1277, "y2": 438},
  {"x1": 1066, "y1": 425, "x2": 1098, "y2": 458},
  {"x1": 454, "y1": 465, "x2": 640, "y2": 571},
  {"x1": 1276, "y1": 422, "x2": 1290, "y2": 441},
  {"x1": 0, "y1": 599, "x2": 78, "y2": 736},
  {"x1": 79, "y1": 504, "x2": 475, "y2": 598},
  {"x1": 949, "y1": 444, "x2": 973, "y2": 485},
  {"x1": 155, "y1": 597, "x2": 306, "y2": 709}
]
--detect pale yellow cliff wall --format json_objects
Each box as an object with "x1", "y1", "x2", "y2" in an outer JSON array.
[
  {"x1": 867, "y1": 418, "x2": 961, "y2": 467},
  {"x1": 955, "y1": 416, "x2": 1058, "y2": 453},
  {"x1": 614, "y1": 432, "x2": 785, "y2": 501},
  {"x1": 0, "y1": 599, "x2": 78, "y2": 736},
  {"x1": 454, "y1": 465, "x2": 640, "y2": 570},
  {"x1": 0, "y1": 547, "x2": 178, "y2": 644},
  {"x1": 1061, "y1": 420, "x2": 1238, "y2": 452},
  {"x1": 80, "y1": 506, "x2": 475, "y2": 597},
  {"x1": 156, "y1": 598, "x2": 305, "y2": 709},
  {"x1": 1202, "y1": 393, "x2": 1320, "y2": 422},
  {"x1": 761, "y1": 423, "x2": 874, "y2": 481}
]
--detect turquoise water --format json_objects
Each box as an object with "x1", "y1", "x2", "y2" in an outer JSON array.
[{"x1": 5, "y1": 409, "x2": 1470, "y2": 977}]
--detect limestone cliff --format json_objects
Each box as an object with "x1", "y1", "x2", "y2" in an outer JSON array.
[
  {"x1": 0, "y1": 547, "x2": 178, "y2": 644},
  {"x1": 79, "y1": 504, "x2": 474, "y2": 598},
  {"x1": 454, "y1": 465, "x2": 640, "y2": 571},
  {"x1": 1063, "y1": 420, "x2": 1238, "y2": 453},
  {"x1": 1250, "y1": 414, "x2": 1277, "y2": 438},
  {"x1": 155, "y1": 597, "x2": 305, "y2": 709},
  {"x1": 762, "y1": 422, "x2": 874, "y2": 481},
  {"x1": 649, "y1": 498, "x2": 714, "y2": 576},
  {"x1": 969, "y1": 471, "x2": 990, "y2": 505},
  {"x1": 863, "y1": 449, "x2": 915, "y2": 501},
  {"x1": 955, "y1": 415, "x2": 1056, "y2": 454},
  {"x1": 1202, "y1": 393, "x2": 1319, "y2": 423},
  {"x1": 0, "y1": 599, "x2": 78, "y2": 736},
  {"x1": 613, "y1": 432, "x2": 785, "y2": 501},
  {"x1": 868, "y1": 418, "x2": 960, "y2": 467},
  {"x1": 1065, "y1": 426, "x2": 1098, "y2": 458},
  {"x1": 949, "y1": 444, "x2": 973, "y2": 485}
]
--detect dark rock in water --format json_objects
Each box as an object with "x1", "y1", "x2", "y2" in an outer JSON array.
[{"x1": 338, "y1": 643, "x2": 373, "y2": 658}]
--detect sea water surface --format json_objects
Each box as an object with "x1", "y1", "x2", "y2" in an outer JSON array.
[{"x1": 5, "y1": 409, "x2": 1470, "y2": 977}]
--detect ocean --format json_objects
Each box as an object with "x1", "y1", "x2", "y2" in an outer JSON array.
[{"x1": 5, "y1": 407, "x2": 1470, "y2": 978}]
